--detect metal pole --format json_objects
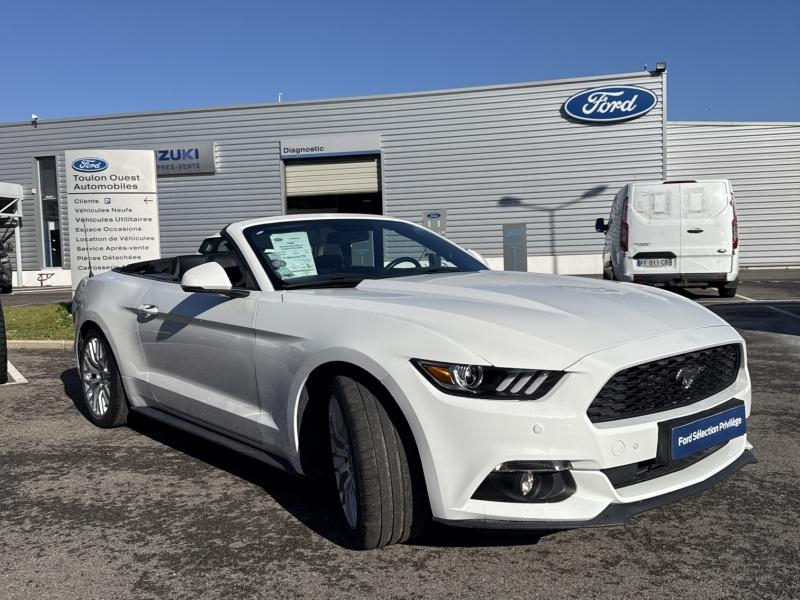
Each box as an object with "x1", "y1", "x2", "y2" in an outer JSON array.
[{"x1": 14, "y1": 214, "x2": 23, "y2": 288}]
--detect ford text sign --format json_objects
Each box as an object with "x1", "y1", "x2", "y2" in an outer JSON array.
[
  {"x1": 563, "y1": 86, "x2": 657, "y2": 123},
  {"x1": 72, "y1": 158, "x2": 109, "y2": 172}
]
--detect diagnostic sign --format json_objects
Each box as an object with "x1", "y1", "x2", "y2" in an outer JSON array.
[{"x1": 66, "y1": 149, "x2": 160, "y2": 289}]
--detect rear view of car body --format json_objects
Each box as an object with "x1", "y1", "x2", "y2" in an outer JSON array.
[{"x1": 601, "y1": 180, "x2": 739, "y2": 294}]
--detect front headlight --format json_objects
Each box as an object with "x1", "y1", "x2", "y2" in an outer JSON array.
[{"x1": 412, "y1": 359, "x2": 564, "y2": 400}]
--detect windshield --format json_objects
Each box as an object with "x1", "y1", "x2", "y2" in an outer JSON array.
[{"x1": 243, "y1": 218, "x2": 485, "y2": 289}]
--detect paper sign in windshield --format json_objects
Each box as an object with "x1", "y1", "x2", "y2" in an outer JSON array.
[{"x1": 268, "y1": 232, "x2": 318, "y2": 279}]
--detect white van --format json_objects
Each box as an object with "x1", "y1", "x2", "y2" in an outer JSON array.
[{"x1": 595, "y1": 180, "x2": 739, "y2": 297}]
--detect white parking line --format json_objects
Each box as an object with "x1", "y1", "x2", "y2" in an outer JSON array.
[
  {"x1": 735, "y1": 293, "x2": 756, "y2": 302},
  {"x1": 4, "y1": 361, "x2": 28, "y2": 385}
]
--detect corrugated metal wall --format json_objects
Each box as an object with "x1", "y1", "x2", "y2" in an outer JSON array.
[
  {"x1": 0, "y1": 71, "x2": 665, "y2": 271},
  {"x1": 667, "y1": 122, "x2": 800, "y2": 267}
]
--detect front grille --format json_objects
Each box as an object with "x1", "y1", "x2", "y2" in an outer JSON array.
[
  {"x1": 588, "y1": 344, "x2": 741, "y2": 423},
  {"x1": 602, "y1": 442, "x2": 726, "y2": 488}
]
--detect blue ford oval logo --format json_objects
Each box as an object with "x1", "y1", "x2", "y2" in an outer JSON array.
[
  {"x1": 563, "y1": 86, "x2": 657, "y2": 123},
  {"x1": 72, "y1": 158, "x2": 108, "y2": 172}
]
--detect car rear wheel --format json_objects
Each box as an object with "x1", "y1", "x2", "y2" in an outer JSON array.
[
  {"x1": 78, "y1": 328, "x2": 128, "y2": 428},
  {"x1": 327, "y1": 374, "x2": 425, "y2": 549},
  {"x1": 718, "y1": 285, "x2": 737, "y2": 298}
]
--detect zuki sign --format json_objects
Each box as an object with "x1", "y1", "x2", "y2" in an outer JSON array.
[
  {"x1": 155, "y1": 140, "x2": 216, "y2": 175},
  {"x1": 65, "y1": 149, "x2": 161, "y2": 289},
  {"x1": 563, "y1": 85, "x2": 657, "y2": 123}
]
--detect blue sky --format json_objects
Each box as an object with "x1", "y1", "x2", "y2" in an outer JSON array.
[{"x1": 1, "y1": 0, "x2": 797, "y2": 123}]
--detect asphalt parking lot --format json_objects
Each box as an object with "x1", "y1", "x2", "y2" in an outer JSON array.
[{"x1": 1, "y1": 282, "x2": 799, "y2": 600}]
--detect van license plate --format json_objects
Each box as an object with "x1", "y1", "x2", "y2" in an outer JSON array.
[{"x1": 636, "y1": 258, "x2": 673, "y2": 268}]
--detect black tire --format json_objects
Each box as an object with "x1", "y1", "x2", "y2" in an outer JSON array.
[
  {"x1": 0, "y1": 284, "x2": 11, "y2": 294},
  {"x1": 328, "y1": 375, "x2": 426, "y2": 549},
  {"x1": 77, "y1": 328, "x2": 128, "y2": 428},
  {"x1": 0, "y1": 302, "x2": 7, "y2": 385},
  {"x1": 718, "y1": 286, "x2": 737, "y2": 298}
]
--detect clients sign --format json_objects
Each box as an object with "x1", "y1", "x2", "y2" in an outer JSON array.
[
  {"x1": 563, "y1": 85, "x2": 657, "y2": 123},
  {"x1": 65, "y1": 149, "x2": 161, "y2": 289}
]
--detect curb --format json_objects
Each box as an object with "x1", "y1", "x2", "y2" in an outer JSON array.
[{"x1": 7, "y1": 339, "x2": 73, "y2": 350}]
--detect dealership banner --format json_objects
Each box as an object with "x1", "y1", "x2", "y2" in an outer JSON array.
[{"x1": 65, "y1": 149, "x2": 160, "y2": 289}]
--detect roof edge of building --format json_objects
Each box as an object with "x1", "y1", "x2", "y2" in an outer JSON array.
[{"x1": 0, "y1": 70, "x2": 660, "y2": 128}]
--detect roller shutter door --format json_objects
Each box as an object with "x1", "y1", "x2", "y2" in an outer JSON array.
[{"x1": 285, "y1": 158, "x2": 380, "y2": 197}]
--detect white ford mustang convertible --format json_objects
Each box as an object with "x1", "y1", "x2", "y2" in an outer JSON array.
[{"x1": 73, "y1": 214, "x2": 755, "y2": 548}]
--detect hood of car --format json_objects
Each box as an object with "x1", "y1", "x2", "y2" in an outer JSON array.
[{"x1": 286, "y1": 270, "x2": 729, "y2": 369}]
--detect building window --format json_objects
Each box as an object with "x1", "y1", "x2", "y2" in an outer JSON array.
[{"x1": 36, "y1": 156, "x2": 62, "y2": 267}]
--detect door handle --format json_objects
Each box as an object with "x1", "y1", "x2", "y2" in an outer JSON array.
[
  {"x1": 138, "y1": 304, "x2": 159, "y2": 316},
  {"x1": 686, "y1": 228, "x2": 704, "y2": 234}
]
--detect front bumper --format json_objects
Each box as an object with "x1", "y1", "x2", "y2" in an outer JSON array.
[
  {"x1": 383, "y1": 325, "x2": 753, "y2": 526},
  {"x1": 630, "y1": 273, "x2": 738, "y2": 288},
  {"x1": 435, "y1": 449, "x2": 757, "y2": 529}
]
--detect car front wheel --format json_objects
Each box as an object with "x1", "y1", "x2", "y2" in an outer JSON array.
[
  {"x1": 327, "y1": 374, "x2": 425, "y2": 549},
  {"x1": 78, "y1": 328, "x2": 129, "y2": 428}
]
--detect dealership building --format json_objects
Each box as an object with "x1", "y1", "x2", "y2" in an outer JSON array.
[{"x1": 0, "y1": 67, "x2": 798, "y2": 287}]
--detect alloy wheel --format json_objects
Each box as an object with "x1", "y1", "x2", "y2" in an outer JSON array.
[{"x1": 81, "y1": 337, "x2": 112, "y2": 418}]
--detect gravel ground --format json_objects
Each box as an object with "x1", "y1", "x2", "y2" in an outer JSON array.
[{"x1": 1, "y1": 300, "x2": 798, "y2": 600}]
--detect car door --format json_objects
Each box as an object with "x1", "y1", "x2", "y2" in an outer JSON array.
[
  {"x1": 627, "y1": 183, "x2": 682, "y2": 275},
  {"x1": 136, "y1": 277, "x2": 261, "y2": 443},
  {"x1": 679, "y1": 181, "x2": 734, "y2": 274}
]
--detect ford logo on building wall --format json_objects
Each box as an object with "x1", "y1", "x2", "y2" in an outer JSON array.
[
  {"x1": 563, "y1": 85, "x2": 657, "y2": 123},
  {"x1": 72, "y1": 158, "x2": 109, "y2": 172}
]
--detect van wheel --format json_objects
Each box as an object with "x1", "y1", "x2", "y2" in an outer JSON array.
[
  {"x1": 77, "y1": 328, "x2": 129, "y2": 428},
  {"x1": 718, "y1": 285, "x2": 737, "y2": 298},
  {"x1": 327, "y1": 375, "x2": 425, "y2": 549}
]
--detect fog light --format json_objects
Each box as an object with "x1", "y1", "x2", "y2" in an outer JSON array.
[{"x1": 519, "y1": 471, "x2": 536, "y2": 496}]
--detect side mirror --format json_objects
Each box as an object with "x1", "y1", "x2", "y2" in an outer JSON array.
[
  {"x1": 467, "y1": 248, "x2": 489, "y2": 268},
  {"x1": 181, "y1": 262, "x2": 249, "y2": 298},
  {"x1": 595, "y1": 218, "x2": 609, "y2": 233}
]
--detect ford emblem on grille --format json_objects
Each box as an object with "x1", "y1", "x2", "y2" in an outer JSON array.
[{"x1": 676, "y1": 366, "x2": 705, "y2": 390}]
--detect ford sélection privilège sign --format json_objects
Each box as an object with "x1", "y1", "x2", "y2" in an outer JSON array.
[{"x1": 563, "y1": 85, "x2": 657, "y2": 122}]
